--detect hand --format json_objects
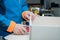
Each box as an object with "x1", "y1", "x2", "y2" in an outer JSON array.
[
  {"x1": 23, "y1": 11, "x2": 36, "y2": 21},
  {"x1": 13, "y1": 24, "x2": 27, "y2": 35}
]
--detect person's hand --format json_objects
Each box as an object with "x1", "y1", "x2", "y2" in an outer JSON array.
[
  {"x1": 22, "y1": 11, "x2": 36, "y2": 21},
  {"x1": 13, "y1": 24, "x2": 27, "y2": 35}
]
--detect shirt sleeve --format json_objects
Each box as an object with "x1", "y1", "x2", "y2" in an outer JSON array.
[
  {"x1": 0, "y1": 14, "x2": 16, "y2": 33},
  {"x1": 0, "y1": 0, "x2": 16, "y2": 33}
]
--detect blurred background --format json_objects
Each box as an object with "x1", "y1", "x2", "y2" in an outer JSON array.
[
  {"x1": 22, "y1": 0, "x2": 60, "y2": 25},
  {"x1": 26, "y1": 0, "x2": 60, "y2": 17}
]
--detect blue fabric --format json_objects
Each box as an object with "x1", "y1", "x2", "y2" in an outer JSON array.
[
  {"x1": 0, "y1": 30, "x2": 11, "y2": 37},
  {"x1": 4, "y1": 0, "x2": 28, "y2": 23},
  {"x1": 0, "y1": 0, "x2": 28, "y2": 36}
]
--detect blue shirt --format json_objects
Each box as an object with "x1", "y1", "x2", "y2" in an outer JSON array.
[{"x1": 0, "y1": 0, "x2": 28, "y2": 36}]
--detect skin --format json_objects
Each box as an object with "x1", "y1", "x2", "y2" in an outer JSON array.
[{"x1": 13, "y1": 11, "x2": 36, "y2": 35}]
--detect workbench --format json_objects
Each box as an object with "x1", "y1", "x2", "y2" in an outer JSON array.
[{"x1": 4, "y1": 34, "x2": 29, "y2": 40}]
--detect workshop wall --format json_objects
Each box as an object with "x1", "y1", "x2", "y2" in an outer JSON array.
[
  {"x1": 50, "y1": 0, "x2": 60, "y2": 4},
  {"x1": 50, "y1": 0, "x2": 60, "y2": 17}
]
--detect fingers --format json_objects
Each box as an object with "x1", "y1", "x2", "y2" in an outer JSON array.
[
  {"x1": 18, "y1": 26, "x2": 27, "y2": 35},
  {"x1": 19, "y1": 26, "x2": 27, "y2": 35},
  {"x1": 24, "y1": 11, "x2": 34, "y2": 20},
  {"x1": 19, "y1": 29, "x2": 25, "y2": 35},
  {"x1": 13, "y1": 29, "x2": 21, "y2": 35},
  {"x1": 13, "y1": 28, "x2": 26, "y2": 35},
  {"x1": 21, "y1": 26, "x2": 27, "y2": 33},
  {"x1": 32, "y1": 14, "x2": 36, "y2": 21},
  {"x1": 24, "y1": 14, "x2": 30, "y2": 20},
  {"x1": 23, "y1": 11, "x2": 37, "y2": 21},
  {"x1": 13, "y1": 24, "x2": 28, "y2": 35}
]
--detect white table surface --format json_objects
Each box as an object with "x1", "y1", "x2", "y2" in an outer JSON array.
[{"x1": 4, "y1": 34, "x2": 29, "y2": 40}]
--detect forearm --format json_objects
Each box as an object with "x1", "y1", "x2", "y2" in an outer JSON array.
[{"x1": 0, "y1": 14, "x2": 16, "y2": 33}]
